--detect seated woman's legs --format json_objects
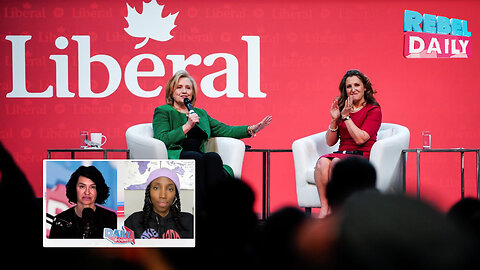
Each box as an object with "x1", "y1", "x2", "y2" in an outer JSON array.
[
  {"x1": 314, "y1": 157, "x2": 341, "y2": 218},
  {"x1": 180, "y1": 151, "x2": 206, "y2": 208},
  {"x1": 180, "y1": 151, "x2": 228, "y2": 210},
  {"x1": 203, "y1": 152, "x2": 229, "y2": 186}
]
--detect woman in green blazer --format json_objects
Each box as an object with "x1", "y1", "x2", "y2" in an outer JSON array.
[{"x1": 153, "y1": 70, "x2": 271, "y2": 205}]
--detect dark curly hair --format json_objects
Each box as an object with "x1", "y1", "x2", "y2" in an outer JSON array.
[
  {"x1": 65, "y1": 165, "x2": 110, "y2": 205},
  {"x1": 142, "y1": 182, "x2": 186, "y2": 231}
]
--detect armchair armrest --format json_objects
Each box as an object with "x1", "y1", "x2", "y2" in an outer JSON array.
[
  {"x1": 370, "y1": 125, "x2": 410, "y2": 192},
  {"x1": 125, "y1": 123, "x2": 168, "y2": 159},
  {"x1": 204, "y1": 137, "x2": 245, "y2": 178},
  {"x1": 292, "y1": 131, "x2": 339, "y2": 182},
  {"x1": 292, "y1": 131, "x2": 339, "y2": 208}
]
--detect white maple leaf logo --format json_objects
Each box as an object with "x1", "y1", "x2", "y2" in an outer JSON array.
[{"x1": 124, "y1": 0, "x2": 179, "y2": 49}]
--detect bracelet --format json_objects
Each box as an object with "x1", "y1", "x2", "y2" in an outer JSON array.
[
  {"x1": 328, "y1": 125, "x2": 338, "y2": 132},
  {"x1": 342, "y1": 116, "x2": 351, "y2": 121},
  {"x1": 247, "y1": 126, "x2": 256, "y2": 136}
]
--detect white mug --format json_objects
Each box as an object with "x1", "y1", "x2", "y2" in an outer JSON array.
[{"x1": 90, "y1": 133, "x2": 107, "y2": 147}]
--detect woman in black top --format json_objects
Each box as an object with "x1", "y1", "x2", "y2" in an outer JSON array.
[
  {"x1": 124, "y1": 168, "x2": 193, "y2": 239},
  {"x1": 49, "y1": 166, "x2": 117, "y2": 239}
]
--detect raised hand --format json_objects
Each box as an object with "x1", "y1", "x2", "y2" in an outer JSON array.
[
  {"x1": 249, "y1": 115, "x2": 272, "y2": 137},
  {"x1": 330, "y1": 97, "x2": 340, "y2": 121},
  {"x1": 183, "y1": 112, "x2": 200, "y2": 134},
  {"x1": 341, "y1": 95, "x2": 353, "y2": 119},
  {"x1": 187, "y1": 112, "x2": 200, "y2": 125}
]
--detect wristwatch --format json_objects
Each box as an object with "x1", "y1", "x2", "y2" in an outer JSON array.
[{"x1": 342, "y1": 116, "x2": 351, "y2": 121}]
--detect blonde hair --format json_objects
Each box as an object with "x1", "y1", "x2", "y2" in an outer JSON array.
[{"x1": 164, "y1": 70, "x2": 198, "y2": 106}]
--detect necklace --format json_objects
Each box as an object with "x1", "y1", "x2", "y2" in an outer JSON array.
[{"x1": 351, "y1": 101, "x2": 366, "y2": 113}]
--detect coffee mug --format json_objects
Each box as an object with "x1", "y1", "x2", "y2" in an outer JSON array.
[{"x1": 90, "y1": 133, "x2": 107, "y2": 147}]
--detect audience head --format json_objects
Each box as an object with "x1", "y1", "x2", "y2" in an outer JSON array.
[
  {"x1": 334, "y1": 192, "x2": 478, "y2": 270},
  {"x1": 326, "y1": 156, "x2": 377, "y2": 212},
  {"x1": 201, "y1": 177, "x2": 256, "y2": 242},
  {"x1": 257, "y1": 207, "x2": 307, "y2": 269},
  {"x1": 296, "y1": 192, "x2": 479, "y2": 270},
  {"x1": 447, "y1": 197, "x2": 480, "y2": 243}
]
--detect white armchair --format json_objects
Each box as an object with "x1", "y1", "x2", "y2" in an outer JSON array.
[
  {"x1": 292, "y1": 123, "x2": 410, "y2": 212},
  {"x1": 125, "y1": 123, "x2": 246, "y2": 178},
  {"x1": 125, "y1": 123, "x2": 168, "y2": 159}
]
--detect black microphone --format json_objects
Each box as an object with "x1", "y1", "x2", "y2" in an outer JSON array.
[
  {"x1": 184, "y1": 98, "x2": 195, "y2": 114},
  {"x1": 82, "y1": 207, "x2": 95, "y2": 239}
]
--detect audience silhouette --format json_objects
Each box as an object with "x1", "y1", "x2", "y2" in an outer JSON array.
[{"x1": 1, "y1": 142, "x2": 479, "y2": 270}]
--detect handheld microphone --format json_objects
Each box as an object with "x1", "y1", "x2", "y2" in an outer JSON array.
[
  {"x1": 184, "y1": 98, "x2": 195, "y2": 114},
  {"x1": 82, "y1": 207, "x2": 95, "y2": 239}
]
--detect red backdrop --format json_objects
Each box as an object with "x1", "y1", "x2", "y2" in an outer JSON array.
[{"x1": 1, "y1": 0, "x2": 479, "y2": 213}]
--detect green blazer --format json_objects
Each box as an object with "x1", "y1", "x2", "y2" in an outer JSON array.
[{"x1": 152, "y1": 104, "x2": 250, "y2": 175}]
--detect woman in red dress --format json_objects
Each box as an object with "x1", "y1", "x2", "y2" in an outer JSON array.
[{"x1": 315, "y1": 70, "x2": 382, "y2": 218}]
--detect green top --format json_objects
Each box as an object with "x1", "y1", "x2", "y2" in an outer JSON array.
[{"x1": 152, "y1": 104, "x2": 250, "y2": 176}]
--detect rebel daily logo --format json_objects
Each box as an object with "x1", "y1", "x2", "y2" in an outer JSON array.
[
  {"x1": 104, "y1": 226, "x2": 135, "y2": 245},
  {"x1": 403, "y1": 10, "x2": 472, "y2": 58}
]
